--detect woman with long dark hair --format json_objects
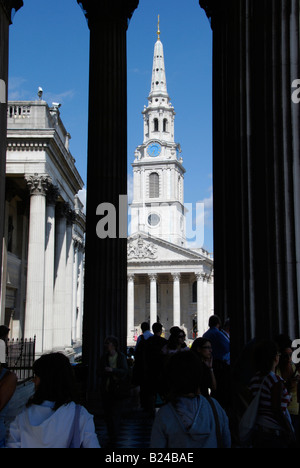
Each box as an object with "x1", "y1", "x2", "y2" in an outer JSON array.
[{"x1": 6, "y1": 353, "x2": 100, "y2": 448}]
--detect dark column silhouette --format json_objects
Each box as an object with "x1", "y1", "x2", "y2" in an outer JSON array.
[
  {"x1": 78, "y1": 0, "x2": 139, "y2": 391},
  {"x1": 0, "y1": 0, "x2": 23, "y2": 296},
  {"x1": 200, "y1": 0, "x2": 300, "y2": 361}
]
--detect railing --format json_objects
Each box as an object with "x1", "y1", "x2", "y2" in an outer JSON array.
[{"x1": 7, "y1": 336, "x2": 36, "y2": 383}]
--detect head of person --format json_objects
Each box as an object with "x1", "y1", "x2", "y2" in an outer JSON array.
[
  {"x1": 166, "y1": 351, "x2": 203, "y2": 400},
  {"x1": 141, "y1": 322, "x2": 150, "y2": 333},
  {"x1": 104, "y1": 336, "x2": 119, "y2": 355},
  {"x1": 28, "y1": 353, "x2": 76, "y2": 411},
  {"x1": 152, "y1": 322, "x2": 163, "y2": 336},
  {"x1": 168, "y1": 327, "x2": 186, "y2": 349},
  {"x1": 191, "y1": 338, "x2": 212, "y2": 361},
  {"x1": 208, "y1": 315, "x2": 221, "y2": 329},
  {"x1": 252, "y1": 340, "x2": 280, "y2": 375},
  {"x1": 0, "y1": 325, "x2": 10, "y2": 342}
]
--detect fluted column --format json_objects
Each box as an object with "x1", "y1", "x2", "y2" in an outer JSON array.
[
  {"x1": 127, "y1": 274, "x2": 135, "y2": 344},
  {"x1": 25, "y1": 174, "x2": 51, "y2": 353},
  {"x1": 72, "y1": 239, "x2": 79, "y2": 343},
  {"x1": 65, "y1": 206, "x2": 76, "y2": 347},
  {"x1": 0, "y1": 0, "x2": 23, "y2": 294},
  {"x1": 172, "y1": 273, "x2": 181, "y2": 327},
  {"x1": 149, "y1": 273, "x2": 158, "y2": 327},
  {"x1": 78, "y1": 0, "x2": 139, "y2": 391},
  {"x1": 43, "y1": 185, "x2": 59, "y2": 352},
  {"x1": 53, "y1": 202, "x2": 67, "y2": 349},
  {"x1": 196, "y1": 272, "x2": 205, "y2": 337},
  {"x1": 200, "y1": 0, "x2": 300, "y2": 360}
]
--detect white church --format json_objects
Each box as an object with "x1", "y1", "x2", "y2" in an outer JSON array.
[{"x1": 127, "y1": 22, "x2": 214, "y2": 345}]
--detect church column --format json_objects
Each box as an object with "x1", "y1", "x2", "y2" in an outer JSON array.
[
  {"x1": 43, "y1": 185, "x2": 59, "y2": 352},
  {"x1": 78, "y1": 0, "x2": 139, "y2": 391},
  {"x1": 127, "y1": 273, "x2": 135, "y2": 344},
  {"x1": 172, "y1": 273, "x2": 181, "y2": 327},
  {"x1": 24, "y1": 174, "x2": 51, "y2": 354},
  {"x1": 149, "y1": 273, "x2": 158, "y2": 326}
]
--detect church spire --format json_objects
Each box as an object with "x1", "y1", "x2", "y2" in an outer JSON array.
[{"x1": 149, "y1": 16, "x2": 168, "y2": 101}]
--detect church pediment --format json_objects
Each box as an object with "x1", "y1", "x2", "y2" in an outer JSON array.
[{"x1": 127, "y1": 233, "x2": 209, "y2": 264}]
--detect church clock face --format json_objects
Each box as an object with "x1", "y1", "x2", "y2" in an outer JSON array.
[
  {"x1": 147, "y1": 143, "x2": 161, "y2": 157},
  {"x1": 148, "y1": 213, "x2": 161, "y2": 227}
]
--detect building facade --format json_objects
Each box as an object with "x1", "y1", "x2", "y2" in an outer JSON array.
[
  {"x1": 0, "y1": 98, "x2": 85, "y2": 358},
  {"x1": 127, "y1": 24, "x2": 214, "y2": 345}
]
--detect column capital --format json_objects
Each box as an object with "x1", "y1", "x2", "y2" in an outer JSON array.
[
  {"x1": 195, "y1": 271, "x2": 204, "y2": 281},
  {"x1": 25, "y1": 173, "x2": 52, "y2": 197},
  {"x1": 148, "y1": 273, "x2": 158, "y2": 282},
  {"x1": 127, "y1": 273, "x2": 135, "y2": 282},
  {"x1": 0, "y1": 0, "x2": 23, "y2": 24},
  {"x1": 199, "y1": 0, "x2": 227, "y2": 24},
  {"x1": 171, "y1": 272, "x2": 181, "y2": 281},
  {"x1": 78, "y1": 0, "x2": 139, "y2": 29}
]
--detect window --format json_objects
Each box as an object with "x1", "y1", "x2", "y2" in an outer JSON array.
[
  {"x1": 149, "y1": 172, "x2": 159, "y2": 198},
  {"x1": 163, "y1": 118, "x2": 168, "y2": 132},
  {"x1": 154, "y1": 118, "x2": 159, "y2": 132}
]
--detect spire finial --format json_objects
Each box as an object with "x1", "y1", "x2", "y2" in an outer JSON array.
[{"x1": 157, "y1": 15, "x2": 160, "y2": 41}]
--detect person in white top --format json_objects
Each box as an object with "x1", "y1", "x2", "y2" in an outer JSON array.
[{"x1": 6, "y1": 353, "x2": 100, "y2": 448}]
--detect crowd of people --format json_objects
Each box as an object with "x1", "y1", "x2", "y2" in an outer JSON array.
[{"x1": 1, "y1": 317, "x2": 300, "y2": 448}]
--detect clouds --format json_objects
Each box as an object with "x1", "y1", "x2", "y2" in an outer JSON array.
[{"x1": 8, "y1": 76, "x2": 75, "y2": 106}]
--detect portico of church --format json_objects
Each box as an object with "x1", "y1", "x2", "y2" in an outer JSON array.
[{"x1": 127, "y1": 234, "x2": 214, "y2": 345}]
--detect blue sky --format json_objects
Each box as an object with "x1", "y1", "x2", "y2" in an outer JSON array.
[{"x1": 7, "y1": 0, "x2": 213, "y2": 252}]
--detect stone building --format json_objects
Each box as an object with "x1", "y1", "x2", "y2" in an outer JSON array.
[
  {"x1": 0, "y1": 97, "x2": 85, "y2": 357},
  {"x1": 127, "y1": 24, "x2": 214, "y2": 344}
]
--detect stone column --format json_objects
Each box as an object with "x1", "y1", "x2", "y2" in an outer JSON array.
[
  {"x1": 172, "y1": 273, "x2": 181, "y2": 327},
  {"x1": 196, "y1": 272, "x2": 205, "y2": 337},
  {"x1": 43, "y1": 185, "x2": 59, "y2": 352},
  {"x1": 199, "y1": 0, "x2": 300, "y2": 359},
  {"x1": 53, "y1": 202, "x2": 67, "y2": 349},
  {"x1": 0, "y1": 1, "x2": 23, "y2": 295},
  {"x1": 65, "y1": 205, "x2": 76, "y2": 347},
  {"x1": 72, "y1": 239, "x2": 79, "y2": 344},
  {"x1": 78, "y1": 0, "x2": 139, "y2": 391},
  {"x1": 76, "y1": 243, "x2": 84, "y2": 342},
  {"x1": 127, "y1": 273, "x2": 135, "y2": 344},
  {"x1": 24, "y1": 174, "x2": 51, "y2": 353},
  {"x1": 149, "y1": 273, "x2": 158, "y2": 327}
]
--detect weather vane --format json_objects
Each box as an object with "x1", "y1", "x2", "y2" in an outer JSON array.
[{"x1": 157, "y1": 15, "x2": 160, "y2": 41}]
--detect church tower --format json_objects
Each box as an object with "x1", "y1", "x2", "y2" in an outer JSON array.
[{"x1": 130, "y1": 17, "x2": 186, "y2": 247}]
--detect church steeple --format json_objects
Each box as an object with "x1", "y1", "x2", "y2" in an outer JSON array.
[{"x1": 130, "y1": 18, "x2": 186, "y2": 247}]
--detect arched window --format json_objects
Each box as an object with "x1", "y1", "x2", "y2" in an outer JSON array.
[
  {"x1": 192, "y1": 281, "x2": 197, "y2": 303},
  {"x1": 163, "y1": 118, "x2": 168, "y2": 132},
  {"x1": 154, "y1": 118, "x2": 159, "y2": 132},
  {"x1": 149, "y1": 172, "x2": 159, "y2": 198}
]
